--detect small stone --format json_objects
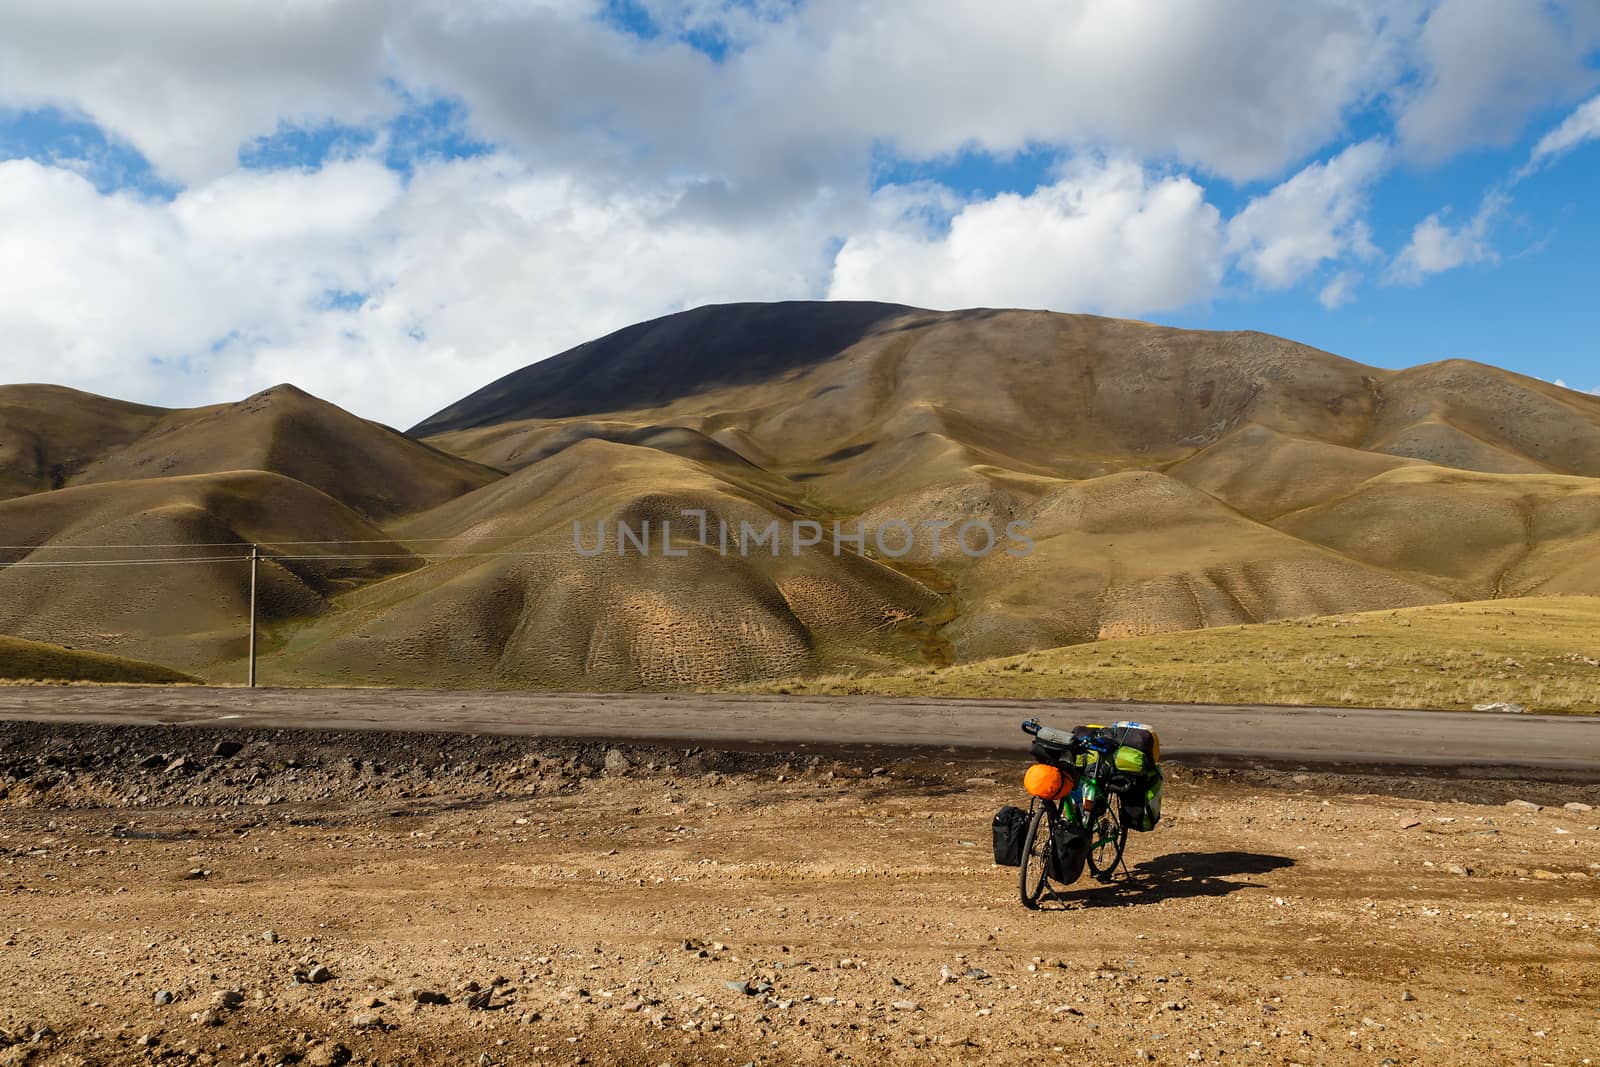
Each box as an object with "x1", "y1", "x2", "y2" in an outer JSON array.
[
  {"x1": 212, "y1": 741, "x2": 244, "y2": 759},
  {"x1": 183, "y1": 868, "x2": 209, "y2": 880},
  {"x1": 261, "y1": 930, "x2": 279, "y2": 944},
  {"x1": 191, "y1": 1008, "x2": 224, "y2": 1027},
  {"x1": 465, "y1": 988, "x2": 493, "y2": 1011},
  {"x1": 1398, "y1": 819, "x2": 1422, "y2": 830},
  {"x1": 938, "y1": 965, "x2": 958, "y2": 984},
  {"x1": 211, "y1": 989, "x2": 244, "y2": 1010},
  {"x1": 605, "y1": 749, "x2": 631, "y2": 774},
  {"x1": 964, "y1": 778, "x2": 997, "y2": 786},
  {"x1": 1505, "y1": 800, "x2": 1542, "y2": 811},
  {"x1": 1401, "y1": 990, "x2": 1416, "y2": 1002},
  {"x1": 256, "y1": 1043, "x2": 294, "y2": 1065},
  {"x1": 1532, "y1": 869, "x2": 1563, "y2": 880},
  {"x1": 1564, "y1": 802, "x2": 1593, "y2": 813},
  {"x1": 306, "y1": 964, "x2": 333, "y2": 984},
  {"x1": 964, "y1": 967, "x2": 991, "y2": 980},
  {"x1": 153, "y1": 990, "x2": 174, "y2": 1006},
  {"x1": 724, "y1": 980, "x2": 753, "y2": 996},
  {"x1": 349, "y1": 1011, "x2": 385, "y2": 1030},
  {"x1": 304, "y1": 1042, "x2": 351, "y2": 1067},
  {"x1": 1162, "y1": 1001, "x2": 1185, "y2": 1011},
  {"x1": 1446, "y1": 864, "x2": 1471, "y2": 877},
  {"x1": 409, "y1": 988, "x2": 449, "y2": 1006},
  {"x1": 891, "y1": 1000, "x2": 920, "y2": 1012}
]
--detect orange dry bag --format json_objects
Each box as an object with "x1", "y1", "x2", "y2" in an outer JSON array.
[{"x1": 1023, "y1": 762, "x2": 1071, "y2": 801}]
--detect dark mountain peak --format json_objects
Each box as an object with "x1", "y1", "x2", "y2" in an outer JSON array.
[{"x1": 409, "y1": 300, "x2": 920, "y2": 436}]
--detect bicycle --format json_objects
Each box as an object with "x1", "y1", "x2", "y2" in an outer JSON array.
[{"x1": 1016, "y1": 718, "x2": 1140, "y2": 909}]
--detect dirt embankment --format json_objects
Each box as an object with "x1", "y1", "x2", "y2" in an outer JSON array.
[{"x1": 1, "y1": 722, "x2": 1597, "y2": 1066}]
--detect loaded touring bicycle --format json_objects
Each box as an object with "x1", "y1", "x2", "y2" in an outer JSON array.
[{"x1": 992, "y1": 719, "x2": 1164, "y2": 908}]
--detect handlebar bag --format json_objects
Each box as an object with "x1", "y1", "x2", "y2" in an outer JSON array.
[
  {"x1": 992, "y1": 805, "x2": 1030, "y2": 866},
  {"x1": 1069, "y1": 724, "x2": 1105, "y2": 772}
]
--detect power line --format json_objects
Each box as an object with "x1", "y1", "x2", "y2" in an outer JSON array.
[
  {"x1": 0, "y1": 534, "x2": 537, "y2": 551},
  {"x1": 0, "y1": 554, "x2": 253, "y2": 568},
  {"x1": 0, "y1": 549, "x2": 571, "y2": 568}
]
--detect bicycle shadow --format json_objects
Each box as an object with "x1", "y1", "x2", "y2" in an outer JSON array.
[{"x1": 1042, "y1": 851, "x2": 1295, "y2": 909}]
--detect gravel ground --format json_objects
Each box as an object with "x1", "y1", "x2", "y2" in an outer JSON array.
[{"x1": 1, "y1": 722, "x2": 1597, "y2": 1066}]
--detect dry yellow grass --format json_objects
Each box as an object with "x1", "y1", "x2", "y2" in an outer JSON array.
[{"x1": 753, "y1": 596, "x2": 1600, "y2": 714}]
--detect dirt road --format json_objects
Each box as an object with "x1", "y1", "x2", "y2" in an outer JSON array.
[
  {"x1": 2, "y1": 687, "x2": 1599, "y2": 777},
  {"x1": 0, "y1": 720, "x2": 1597, "y2": 1066}
]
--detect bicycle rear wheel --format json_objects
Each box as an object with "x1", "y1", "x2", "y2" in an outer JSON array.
[
  {"x1": 1086, "y1": 804, "x2": 1127, "y2": 882},
  {"x1": 1018, "y1": 803, "x2": 1054, "y2": 909}
]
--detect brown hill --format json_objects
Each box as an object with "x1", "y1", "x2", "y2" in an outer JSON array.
[
  {"x1": 264, "y1": 439, "x2": 941, "y2": 689},
  {"x1": 75, "y1": 384, "x2": 501, "y2": 520},
  {"x1": 0, "y1": 471, "x2": 420, "y2": 673},
  {"x1": 7, "y1": 303, "x2": 1600, "y2": 689},
  {"x1": 0, "y1": 385, "x2": 165, "y2": 500}
]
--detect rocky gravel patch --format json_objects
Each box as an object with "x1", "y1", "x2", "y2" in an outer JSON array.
[{"x1": 0, "y1": 722, "x2": 1596, "y2": 1065}]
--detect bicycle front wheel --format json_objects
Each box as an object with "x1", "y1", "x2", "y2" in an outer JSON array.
[
  {"x1": 1019, "y1": 803, "x2": 1054, "y2": 909},
  {"x1": 1086, "y1": 804, "x2": 1127, "y2": 882}
]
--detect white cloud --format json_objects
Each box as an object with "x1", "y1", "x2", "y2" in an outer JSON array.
[
  {"x1": 1524, "y1": 92, "x2": 1600, "y2": 171},
  {"x1": 828, "y1": 158, "x2": 1224, "y2": 316},
  {"x1": 1225, "y1": 140, "x2": 1388, "y2": 290},
  {"x1": 0, "y1": 0, "x2": 395, "y2": 184},
  {"x1": 0, "y1": 154, "x2": 844, "y2": 427},
  {"x1": 1387, "y1": 191, "x2": 1506, "y2": 284},
  {"x1": 1396, "y1": 0, "x2": 1600, "y2": 162},
  {"x1": 0, "y1": 0, "x2": 1414, "y2": 187},
  {"x1": 1318, "y1": 271, "x2": 1361, "y2": 310},
  {"x1": 436, "y1": 0, "x2": 1410, "y2": 184}
]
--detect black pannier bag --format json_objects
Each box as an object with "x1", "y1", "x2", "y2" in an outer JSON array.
[
  {"x1": 992, "y1": 805, "x2": 1030, "y2": 866},
  {"x1": 1049, "y1": 824, "x2": 1089, "y2": 883},
  {"x1": 1120, "y1": 766, "x2": 1164, "y2": 832}
]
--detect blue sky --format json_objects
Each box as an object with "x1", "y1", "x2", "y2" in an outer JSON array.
[{"x1": 0, "y1": 0, "x2": 1596, "y2": 425}]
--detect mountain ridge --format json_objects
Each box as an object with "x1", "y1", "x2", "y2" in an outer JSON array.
[{"x1": 5, "y1": 301, "x2": 1600, "y2": 688}]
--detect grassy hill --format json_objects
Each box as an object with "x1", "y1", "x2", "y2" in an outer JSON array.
[
  {"x1": 0, "y1": 634, "x2": 197, "y2": 684},
  {"x1": 751, "y1": 597, "x2": 1600, "y2": 714}
]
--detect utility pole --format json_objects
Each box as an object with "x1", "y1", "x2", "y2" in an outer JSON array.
[{"x1": 248, "y1": 544, "x2": 259, "y2": 688}]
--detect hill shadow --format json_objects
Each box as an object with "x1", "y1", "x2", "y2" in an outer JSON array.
[{"x1": 1041, "y1": 850, "x2": 1295, "y2": 910}]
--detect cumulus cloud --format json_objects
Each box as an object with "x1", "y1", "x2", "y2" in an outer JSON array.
[
  {"x1": 1396, "y1": 0, "x2": 1600, "y2": 162},
  {"x1": 1225, "y1": 140, "x2": 1388, "y2": 290},
  {"x1": 828, "y1": 159, "x2": 1223, "y2": 315},
  {"x1": 428, "y1": 0, "x2": 1409, "y2": 184},
  {"x1": 1387, "y1": 191, "x2": 1506, "y2": 284},
  {"x1": 0, "y1": 0, "x2": 394, "y2": 183},
  {"x1": 0, "y1": 0, "x2": 1412, "y2": 187},
  {"x1": 0, "y1": 153, "x2": 843, "y2": 427}
]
